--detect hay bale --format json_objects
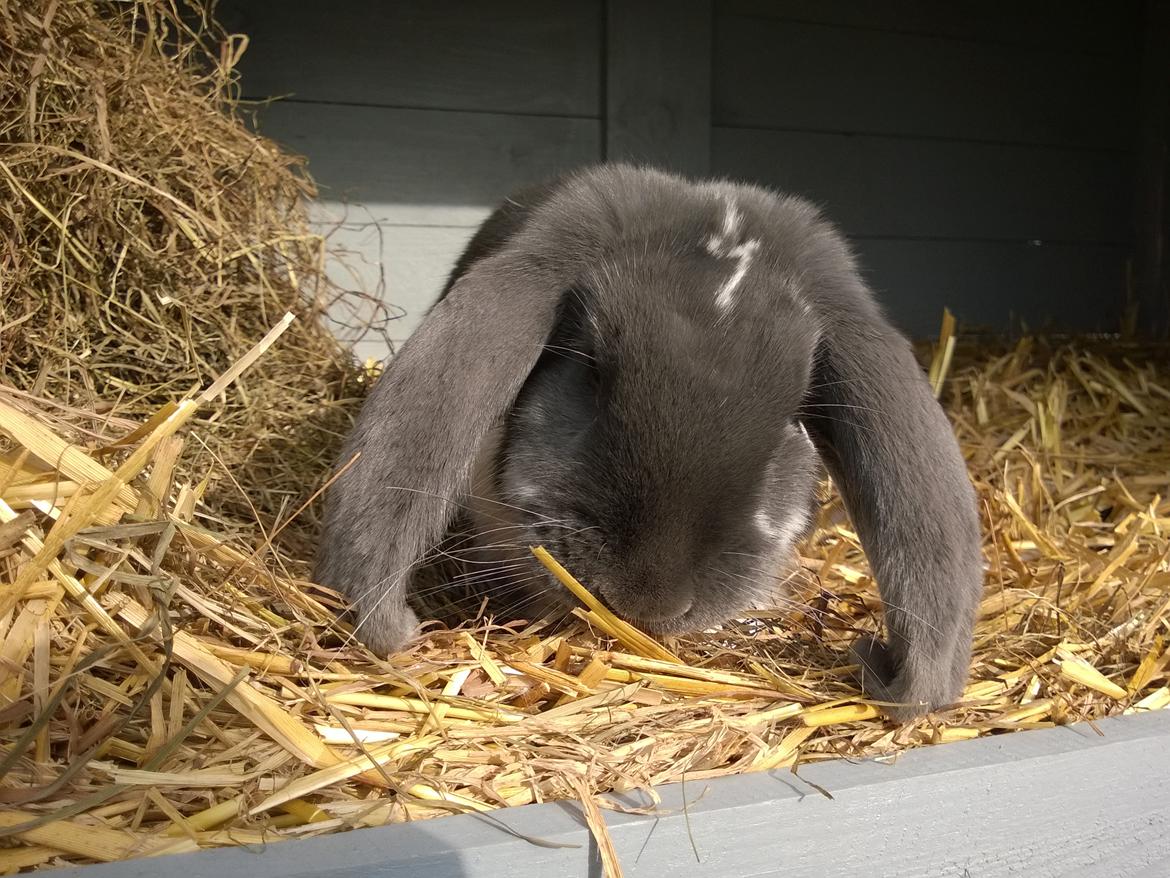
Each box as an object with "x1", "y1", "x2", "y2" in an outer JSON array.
[{"x1": 0, "y1": 0, "x2": 389, "y2": 554}]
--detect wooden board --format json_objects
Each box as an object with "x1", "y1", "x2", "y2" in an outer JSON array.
[
  {"x1": 254, "y1": 102, "x2": 601, "y2": 225},
  {"x1": 713, "y1": 14, "x2": 1135, "y2": 148},
  {"x1": 310, "y1": 210, "x2": 477, "y2": 356},
  {"x1": 316, "y1": 227, "x2": 1126, "y2": 365},
  {"x1": 220, "y1": 0, "x2": 602, "y2": 118},
  {"x1": 605, "y1": 0, "x2": 712, "y2": 175},
  {"x1": 67, "y1": 710, "x2": 1170, "y2": 877},
  {"x1": 713, "y1": 127, "x2": 1131, "y2": 242},
  {"x1": 719, "y1": 0, "x2": 1140, "y2": 55}
]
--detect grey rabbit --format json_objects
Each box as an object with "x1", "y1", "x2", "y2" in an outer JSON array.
[{"x1": 315, "y1": 163, "x2": 984, "y2": 721}]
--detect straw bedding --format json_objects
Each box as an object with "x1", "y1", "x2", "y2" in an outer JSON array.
[
  {"x1": 1, "y1": 2, "x2": 1168, "y2": 876},
  {"x1": 2, "y1": 327, "x2": 1168, "y2": 875}
]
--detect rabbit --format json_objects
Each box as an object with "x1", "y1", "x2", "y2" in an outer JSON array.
[{"x1": 314, "y1": 163, "x2": 984, "y2": 721}]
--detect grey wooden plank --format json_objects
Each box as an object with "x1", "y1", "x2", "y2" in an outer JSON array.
[
  {"x1": 712, "y1": 126, "x2": 1132, "y2": 242},
  {"x1": 605, "y1": 0, "x2": 712, "y2": 176},
  {"x1": 219, "y1": 0, "x2": 602, "y2": 117},
  {"x1": 852, "y1": 238, "x2": 1127, "y2": 337},
  {"x1": 310, "y1": 208, "x2": 476, "y2": 359},
  {"x1": 318, "y1": 228, "x2": 1126, "y2": 357},
  {"x1": 253, "y1": 102, "x2": 601, "y2": 225},
  {"x1": 719, "y1": 0, "x2": 1140, "y2": 55},
  {"x1": 309, "y1": 213, "x2": 1124, "y2": 356},
  {"x1": 713, "y1": 15, "x2": 1134, "y2": 148},
  {"x1": 67, "y1": 710, "x2": 1170, "y2": 877}
]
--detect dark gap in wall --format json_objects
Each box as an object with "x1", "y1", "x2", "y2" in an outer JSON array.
[
  {"x1": 599, "y1": 0, "x2": 610, "y2": 162},
  {"x1": 240, "y1": 97, "x2": 599, "y2": 124}
]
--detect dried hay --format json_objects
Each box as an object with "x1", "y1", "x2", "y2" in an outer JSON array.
[
  {"x1": 0, "y1": 0, "x2": 390, "y2": 558},
  {"x1": 1, "y1": 323, "x2": 1168, "y2": 874}
]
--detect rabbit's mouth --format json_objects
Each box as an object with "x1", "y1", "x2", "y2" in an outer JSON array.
[
  {"x1": 621, "y1": 607, "x2": 692, "y2": 636},
  {"x1": 610, "y1": 596, "x2": 746, "y2": 638},
  {"x1": 631, "y1": 607, "x2": 717, "y2": 637}
]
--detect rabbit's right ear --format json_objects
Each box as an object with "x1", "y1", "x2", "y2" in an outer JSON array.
[
  {"x1": 796, "y1": 268, "x2": 984, "y2": 720},
  {"x1": 315, "y1": 251, "x2": 567, "y2": 654}
]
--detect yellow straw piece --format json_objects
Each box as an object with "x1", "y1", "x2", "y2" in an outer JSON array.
[
  {"x1": 752, "y1": 725, "x2": 817, "y2": 770},
  {"x1": 997, "y1": 698, "x2": 1055, "y2": 724},
  {"x1": 564, "y1": 774, "x2": 624, "y2": 878},
  {"x1": 532, "y1": 545, "x2": 682, "y2": 664},
  {"x1": 404, "y1": 784, "x2": 495, "y2": 814},
  {"x1": 464, "y1": 632, "x2": 508, "y2": 686},
  {"x1": 1057, "y1": 654, "x2": 1128, "y2": 700},
  {"x1": 0, "y1": 846, "x2": 58, "y2": 872},
  {"x1": 166, "y1": 797, "x2": 244, "y2": 835},
  {"x1": 1127, "y1": 638, "x2": 1165, "y2": 693},
  {"x1": 280, "y1": 799, "x2": 332, "y2": 825},
  {"x1": 1132, "y1": 686, "x2": 1170, "y2": 711},
  {"x1": 0, "y1": 400, "x2": 138, "y2": 510},
  {"x1": 934, "y1": 726, "x2": 981, "y2": 743},
  {"x1": 326, "y1": 691, "x2": 525, "y2": 723},
  {"x1": 586, "y1": 649, "x2": 779, "y2": 689},
  {"x1": 0, "y1": 811, "x2": 198, "y2": 862},
  {"x1": 928, "y1": 307, "x2": 957, "y2": 398},
  {"x1": 800, "y1": 703, "x2": 882, "y2": 727},
  {"x1": 728, "y1": 701, "x2": 804, "y2": 728},
  {"x1": 603, "y1": 667, "x2": 786, "y2": 699},
  {"x1": 248, "y1": 740, "x2": 404, "y2": 816}
]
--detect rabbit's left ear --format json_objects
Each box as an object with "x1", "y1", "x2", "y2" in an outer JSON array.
[
  {"x1": 799, "y1": 276, "x2": 984, "y2": 720},
  {"x1": 315, "y1": 251, "x2": 568, "y2": 653}
]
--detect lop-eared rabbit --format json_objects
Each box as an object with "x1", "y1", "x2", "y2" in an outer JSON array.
[{"x1": 316, "y1": 164, "x2": 983, "y2": 720}]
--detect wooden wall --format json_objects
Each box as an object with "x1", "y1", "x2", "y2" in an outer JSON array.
[
  {"x1": 222, "y1": 0, "x2": 604, "y2": 359},
  {"x1": 221, "y1": 0, "x2": 1143, "y2": 357},
  {"x1": 710, "y1": 0, "x2": 1140, "y2": 336}
]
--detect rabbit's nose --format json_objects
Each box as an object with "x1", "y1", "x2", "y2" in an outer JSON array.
[{"x1": 600, "y1": 580, "x2": 694, "y2": 624}]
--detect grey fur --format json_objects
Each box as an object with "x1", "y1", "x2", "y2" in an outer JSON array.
[{"x1": 315, "y1": 164, "x2": 983, "y2": 721}]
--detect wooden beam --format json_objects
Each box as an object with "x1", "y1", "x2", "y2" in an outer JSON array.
[
  {"x1": 70, "y1": 710, "x2": 1170, "y2": 877},
  {"x1": 605, "y1": 0, "x2": 712, "y2": 176}
]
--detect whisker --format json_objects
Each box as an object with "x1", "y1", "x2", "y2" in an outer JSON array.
[{"x1": 799, "y1": 401, "x2": 882, "y2": 416}]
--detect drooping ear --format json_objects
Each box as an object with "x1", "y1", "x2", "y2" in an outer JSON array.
[
  {"x1": 800, "y1": 278, "x2": 983, "y2": 720},
  {"x1": 315, "y1": 251, "x2": 567, "y2": 654}
]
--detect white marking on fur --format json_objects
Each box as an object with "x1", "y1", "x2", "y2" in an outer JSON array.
[
  {"x1": 776, "y1": 506, "x2": 810, "y2": 548},
  {"x1": 790, "y1": 285, "x2": 813, "y2": 317},
  {"x1": 754, "y1": 509, "x2": 778, "y2": 540},
  {"x1": 511, "y1": 483, "x2": 540, "y2": 502},
  {"x1": 755, "y1": 505, "x2": 810, "y2": 549},
  {"x1": 706, "y1": 197, "x2": 760, "y2": 312},
  {"x1": 708, "y1": 200, "x2": 741, "y2": 251},
  {"x1": 714, "y1": 239, "x2": 760, "y2": 310}
]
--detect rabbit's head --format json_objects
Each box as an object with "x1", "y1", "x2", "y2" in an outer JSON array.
[{"x1": 475, "y1": 242, "x2": 822, "y2": 632}]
